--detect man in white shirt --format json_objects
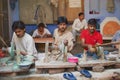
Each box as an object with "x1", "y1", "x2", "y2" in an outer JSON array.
[
  {"x1": 72, "y1": 12, "x2": 88, "y2": 41},
  {"x1": 12, "y1": 21, "x2": 37, "y2": 58},
  {"x1": 53, "y1": 16, "x2": 74, "y2": 51},
  {"x1": 32, "y1": 23, "x2": 52, "y2": 38}
]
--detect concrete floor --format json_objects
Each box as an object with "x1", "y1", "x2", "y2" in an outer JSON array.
[{"x1": 1, "y1": 69, "x2": 120, "y2": 80}]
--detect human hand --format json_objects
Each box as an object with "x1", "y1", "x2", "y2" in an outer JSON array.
[
  {"x1": 46, "y1": 34, "x2": 52, "y2": 38},
  {"x1": 52, "y1": 44, "x2": 59, "y2": 50},
  {"x1": 64, "y1": 40, "x2": 68, "y2": 46},
  {"x1": 34, "y1": 35, "x2": 41, "y2": 38},
  {"x1": 20, "y1": 51, "x2": 27, "y2": 56},
  {"x1": 79, "y1": 28, "x2": 84, "y2": 32},
  {"x1": 88, "y1": 45, "x2": 96, "y2": 53},
  {"x1": 44, "y1": 33, "x2": 52, "y2": 38}
]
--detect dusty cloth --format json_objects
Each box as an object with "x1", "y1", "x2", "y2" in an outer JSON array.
[{"x1": 107, "y1": 0, "x2": 115, "y2": 13}]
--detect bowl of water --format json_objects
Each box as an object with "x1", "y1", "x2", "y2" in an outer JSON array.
[{"x1": 18, "y1": 61, "x2": 32, "y2": 69}]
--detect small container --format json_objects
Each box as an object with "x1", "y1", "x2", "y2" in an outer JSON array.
[
  {"x1": 18, "y1": 61, "x2": 32, "y2": 69},
  {"x1": 68, "y1": 56, "x2": 78, "y2": 63}
]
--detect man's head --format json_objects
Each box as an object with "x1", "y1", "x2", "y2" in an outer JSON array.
[
  {"x1": 37, "y1": 23, "x2": 45, "y2": 33},
  {"x1": 12, "y1": 21, "x2": 25, "y2": 38},
  {"x1": 57, "y1": 16, "x2": 68, "y2": 32},
  {"x1": 88, "y1": 18, "x2": 97, "y2": 34},
  {"x1": 78, "y1": 12, "x2": 84, "y2": 21}
]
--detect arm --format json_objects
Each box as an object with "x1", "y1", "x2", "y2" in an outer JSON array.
[
  {"x1": 21, "y1": 37, "x2": 37, "y2": 56},
  {"x1": 72, "y1": 19, "x2": 80, "y2": 31},
  {"x1": 79, "y1": 20, "x2": 88, "y2": 32},
  {"x1": 96, "y1": 33, "x2": 103, "y2": 46},
  {"x1": 80, "y1": 30, "x2": 88, "y2": 48},
  {"x1": 84, "y1": 20, "x2": 88, "y2": 29},
  {"x1": 44, "y1": 29, "x2": 52, "y2": 38},
  {"x1": 81, "y1": 38, "x2": 97, "y2": 52},
  {"x1": 66, "y1": 32, "x2": 74, "y2": 51},
  {"x1": 80, "y1": 30, "x2": 97, "y2": 52},
  {"x1": 81, "y1": 38, "x2": 88, "y2": 48},
  {"x1": 32, "y1": 29, "x2": 38, "y2": 38}
]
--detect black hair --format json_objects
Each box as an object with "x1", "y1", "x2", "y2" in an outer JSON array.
[
  {"x1": 88, "y1": 18, "x2": 97, "y2": 27},
  {"x1": 57, "y1": 16, "x2": 68, "y2": 24},
  {"x1": 78, "y1": 12, "x2": 84, "y2": 16},
  {"x1": 37, "y1": 23, "x2": 45, "y2": 28},
  {"x1": 12, "y1": 21, "x2": 25, "y2": 31}
]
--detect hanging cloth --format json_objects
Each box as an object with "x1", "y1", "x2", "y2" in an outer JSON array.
[{"x1": 106, "y1": 0, "x2": 115, "y2": 13}]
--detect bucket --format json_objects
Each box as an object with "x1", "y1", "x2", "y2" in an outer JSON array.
[{"x1": 68, "y1": 56, "x2": 78, "y2": 63}]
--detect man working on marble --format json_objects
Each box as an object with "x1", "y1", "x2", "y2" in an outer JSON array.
[
  {"x1": 45, "y1": 16, "x2": 75, "y2": 61},
  {"x1": 53, "y1": 16, "x2": 74, "y2": 52},
  {"x1": 11, "y1": 20, "x2": 37, "y2": 61},
  {"x1": 80, "y1": 18, "x2": 103, "y2": 59},
  {"x1": 32, "y1": 22, "x2": 52, "y2": 38}
]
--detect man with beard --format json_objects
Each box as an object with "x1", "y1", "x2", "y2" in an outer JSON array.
[
  {"x1": 11, "y1": 21, "x2": 37, "y2": 59},
  {"x1": 80, "y1": 18, "x2": 103, "y2": 59},
  {"x1": 53, "y1": 16, "x2": 74, "y2": 51}
]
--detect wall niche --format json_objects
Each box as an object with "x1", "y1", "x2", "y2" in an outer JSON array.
[{"x1": 19, "y1": 0, "x2": 53, "y2": 24}]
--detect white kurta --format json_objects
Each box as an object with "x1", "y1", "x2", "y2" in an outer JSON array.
[
  {"x1": 32, "y1": 28, "x2": 51, "y2": 38},
  {"x1": 72, "y1": 18, "x2": 88, "y2": 40},
  {"x1": 53, "y1": 28, "x2": 74, "y2": 51},
  {"x1": 12, "y1": 32, "x2": 37, "y2": 56},
  {"x1": 72, "y1": 18, "x2": 87, "y2": 31}
]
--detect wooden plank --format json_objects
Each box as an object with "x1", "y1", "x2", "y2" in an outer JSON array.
[
  {"x1": 49, "y1": 68, "x2": 65, "y2": 74},
  {"x1": 78, "y1": 60, "x2": 118, "y2": 72},
  {"x1": 92, "y1": 65, "x2": 104, "y2": 72},
  {"x1": 35, "y1": 61, "x2": 76, "y2": 68},
  {"x1": 36, "y1": 68, "x2": 44, "y2": 74},
  {"x1": 66, "y1": 68, "x2": 75, "y2": 72},
  {"x1": 0, "y1": 65, "x2": 29, "y2": 76},
  {"x1": 114, "y1": 63, "x2": 120, "y2": 68},
  {"x1": 0, "y1": 72, "x2": 16, "y2": 77},
  {"x1": 35, "y1": 61, "x2": 76, "y2": 74},
  {"x1": 36, "y1": 68, "x2": 75, "y2": 74},
  {"x1": 34, "y1": 38, "x2": 54, "y2": 43},
  {"x1": 78, "y1": 60, "x2": 116, "y2": 67}
]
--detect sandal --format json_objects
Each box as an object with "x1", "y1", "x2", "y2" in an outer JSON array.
[
  {"x1": 63, "y1": 72, "x2": 77, "y2": 80},
  {"x1": 80, "y1": 69, "x2": 92, "y2": 78}
]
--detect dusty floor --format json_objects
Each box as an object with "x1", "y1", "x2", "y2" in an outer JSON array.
[{"x1": 1, "y1": 69, "x2": 120, "y2": 80}]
